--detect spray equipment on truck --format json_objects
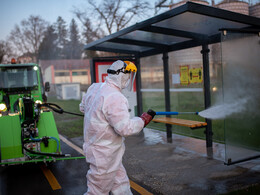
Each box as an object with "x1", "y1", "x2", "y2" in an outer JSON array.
[{"x1": 0, "y1": 61, "x2": 84, "y2": 165}]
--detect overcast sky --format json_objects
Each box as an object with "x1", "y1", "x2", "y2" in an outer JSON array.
[
  {"x1": 1, "y1": 0, "x2": 257, "y2": 41},
  {"x1": 0, "y1": 0, "x2": 87, "y2": 40}
]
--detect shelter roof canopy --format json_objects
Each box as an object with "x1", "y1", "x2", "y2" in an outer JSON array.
[{"x1": 84, "y1": 2, "x2": 260, "y2": 57}]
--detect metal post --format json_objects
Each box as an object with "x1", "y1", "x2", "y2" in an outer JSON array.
[
  {"x1": 201, "y1": 44, "x2": 213, "y2": 157},
  {"x1": 163, "y1": 52, "x2": 172, "y2": 143},
  {"x1": 135, "y1": 55, "x2": 143, "y2": 116},
  {"x1": 90, "y1": 59, "x2": 95, "y2": 84}
]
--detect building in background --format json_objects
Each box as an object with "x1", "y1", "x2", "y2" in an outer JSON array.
[
  {"x1": 167, "y1": 0, "x2": 260, "y2": 17},
  {"x1": 39, "y1": 59, "x2": 90, "y2": 85},
  {"x1": 39, "y1": 59, "x2": 90, "y2": 99},
  {"x1": 17, "y1": 53, "x2": 37, "y2": 64},
  {"x1": 249, "y1": 2, "x2": 260, "y2": 17}
]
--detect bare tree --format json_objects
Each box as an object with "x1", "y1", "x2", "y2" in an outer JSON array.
[
  {"x1": 9, "y1": 15, "x2": 48, "y2": 62},
  {"x1": 73, "y1": 0, "x2": 152, "y2": 43},
  {"x1": 0, "y1": 40, "x2": 12, "y2": 63},
  {"x1": 154, "y1": 0, "x2": 172, "y2": 15}
]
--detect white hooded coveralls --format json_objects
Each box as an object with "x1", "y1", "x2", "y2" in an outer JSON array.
[{"x1": 80, "y1": 60, "x2": 144, "y2": 195}]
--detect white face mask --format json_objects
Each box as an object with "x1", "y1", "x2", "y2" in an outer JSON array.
[
  {"x1": 121, "y1": 73, "x2": 130, "y2": 89},
  {"x1": 121, "y1": 72, "x2": 136, "y2": 91}
]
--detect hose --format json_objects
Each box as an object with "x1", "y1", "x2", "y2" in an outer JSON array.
[
  {"x1": 21, "y1": 102, "x2": 82, "y2": 158},
  {"x1": 39, "y1": 103, "x2": 84, "y2": 117},
  {"x1": 21, "y1": 117, "x2": 69, "y2": 158},
  {"x1": 50, "y1": 136, "x2": 59, "y2": 152},
  {"x1": 30, "y1": 136, "x2": 41, "y2": 142},
  {"x1": 23, "y1": 146, "x2": 70, "y2": 157}
]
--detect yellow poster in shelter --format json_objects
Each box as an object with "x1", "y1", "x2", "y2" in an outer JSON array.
[
  {"x1": 180, "y1": 65, "x2": 189, "y2": 85},
  {"x1": 189, "y1": 67, "x2": 203, "y2": 84}
]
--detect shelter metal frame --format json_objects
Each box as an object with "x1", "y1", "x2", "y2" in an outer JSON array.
[{"x1": 84, "y1": 2, "x2": 260, "y2": 155}]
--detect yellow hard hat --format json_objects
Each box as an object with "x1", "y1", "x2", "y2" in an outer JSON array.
[{"x1": 124, "y1": 61, "x2": 137, "y2": 73}]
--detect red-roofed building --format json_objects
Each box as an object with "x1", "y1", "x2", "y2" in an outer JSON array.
[{"x1": 39, "y1": 59, "x2": 91, "y2": 85}]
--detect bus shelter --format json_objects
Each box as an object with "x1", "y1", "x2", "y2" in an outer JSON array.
[{"x1": 84, "y1": 2, "x2": 260, "y2": 165}]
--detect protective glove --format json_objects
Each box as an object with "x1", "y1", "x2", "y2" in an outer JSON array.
[{"x1": 140, "y1": 109, "x2": 156, "y2": 127}]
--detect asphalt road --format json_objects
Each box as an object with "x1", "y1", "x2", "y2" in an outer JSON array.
[
  {"x1": 0, "y1": 139, "x2": 147, "y2": 195},
  {"x1": 2, "y1": 131, "x2": 260, "y2": 195},
  {"x1": 0, "y1": 141, "x2": 88, "y2": 195}
]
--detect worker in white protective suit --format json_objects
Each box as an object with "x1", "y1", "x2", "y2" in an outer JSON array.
[{"x1": 79, "y1": 60, "x2": 155, "y2": 195}]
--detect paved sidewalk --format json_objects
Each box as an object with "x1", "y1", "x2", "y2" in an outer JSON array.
[{"x1": 71, "y1": 128, "x2": 260, "y2": 195}]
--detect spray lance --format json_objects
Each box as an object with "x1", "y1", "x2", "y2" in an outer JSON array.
[
  {"x1": 143, "y1": 109, "x2": 199, "y2": 118},
  {"x1": 145, "y1": 109, "x2": 199, "y2": 116},
  {"x1": 155, "y1": 111, "x2": 199, "y2": 115}
]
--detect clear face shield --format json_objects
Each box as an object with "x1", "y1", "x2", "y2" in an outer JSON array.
[{"x1": 123, "y1": 61, "x2": 137, "y2": 91}]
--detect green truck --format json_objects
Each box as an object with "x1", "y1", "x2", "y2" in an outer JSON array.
[{"x1": 0, "y1": 61, "x2": 78, "y2": 165}]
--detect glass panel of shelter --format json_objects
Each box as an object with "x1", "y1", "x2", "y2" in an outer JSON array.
[
  {"x1": 120, "y1": 30, "x2": 190, "y2": 45},
  {"x1": 140, "y1": 44, "x2": 226, "y2": 143},
  {"x1": 140, "y1": 54, "x2": 166, "y2": 132},
  {"x1": 221, "y1": 31, "x2": 260, "y2": 165}
]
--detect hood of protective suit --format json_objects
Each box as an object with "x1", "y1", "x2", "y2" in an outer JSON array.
[{"x1": 106, "y1": 60, "x2": 130, "y2": 90}]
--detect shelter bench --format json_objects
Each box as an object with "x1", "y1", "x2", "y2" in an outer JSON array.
[{"x1": 152, "y1": 117, "x2": 207, "y2": 129}]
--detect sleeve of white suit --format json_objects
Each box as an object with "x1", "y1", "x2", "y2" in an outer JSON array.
[
  {"x1": 103, "y1": 92, "x2": 145, "y2": 137},
  {"x1": 79, "y1": 93, "x2": 86, "y2": 113}
]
